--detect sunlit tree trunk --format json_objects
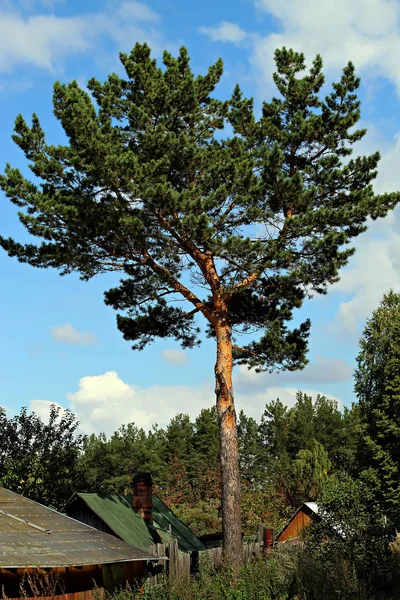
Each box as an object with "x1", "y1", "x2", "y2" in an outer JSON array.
[{"x1": 214, "y1": 318, "x2": 243, "y2": 567}]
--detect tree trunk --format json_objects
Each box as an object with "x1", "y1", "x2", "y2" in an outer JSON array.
[{"x1": 214, "y1": 319, "x2": 243, "y2": 568}]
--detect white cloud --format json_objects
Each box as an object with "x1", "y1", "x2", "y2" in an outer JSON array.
[
  {"x1": 323, "y1": 126, "x2": 400, "y2": 339},
  {"x1": 51, "y1": 323, "x2": 98, "y2": 345},
  {"x1": 199, "y1": 21, "x2": 248, "y2": 44},
  {"x1": 30, "y1": 370, "x2": 340, "y2": 435},
  {"x1": 234, "y1": 356, "x2": 352, "y2": 393},
  {"x1": 0, "y1": 12, "x2": 90, "y2": 72},
  {"x1": 161, "y1": 348, "x2": 188, "y2": 365},
  {"x1": 65, "y1": 371, "x2": 211, "y2": 434},
  {"x1": 0, "y1": 1, "x2": 165, "y2": 73},
  {"x1": 30, "y1": 399, "x2": 66, "y2": 421},
  {"x1": 252, "y1": 0, "x2": 400, "y2": 95}
]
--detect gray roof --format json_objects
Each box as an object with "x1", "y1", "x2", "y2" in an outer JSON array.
[{"x1": 0, "y1": 487, "x2": 157, "y2": 568}]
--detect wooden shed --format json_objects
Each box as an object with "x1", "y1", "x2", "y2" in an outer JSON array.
[
  {"x1": 276, "y1": 502, "x2": 320, "y2": 544},
  {"x1": 0, "y1": 487, "x2": 158, "y2": 600},
  {"x1": 64, "y1": 473, "x2": 206, "y2": 555}
]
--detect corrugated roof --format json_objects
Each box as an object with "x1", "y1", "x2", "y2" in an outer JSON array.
[
  {"x1": 151, "y1": 495, "x2": 206, "y2": 553},
  {"x1": 73, "y1": 493, "x2": 206, "y2": 553},
  {"x1": 0, "y1": 487, "x2": 156, "y2": 568},
  {"x1": 76, "y1": 493, "x2": 162, "y2": 551}
]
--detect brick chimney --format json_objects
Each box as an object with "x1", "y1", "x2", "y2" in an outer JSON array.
[{"x1": 132, "y1": 472, "x2": 153, "y2": 524}]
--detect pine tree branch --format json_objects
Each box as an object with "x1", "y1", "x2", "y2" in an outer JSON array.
[
  {"x1": 141, "y1": 249, "x2": 215, "y2": 323},
  {"x1": 154, "y1": 210, "x2": 221, "y2": 293},
  {"x1": 232, "y1": 344, "x2": 262, "y2": 359}
]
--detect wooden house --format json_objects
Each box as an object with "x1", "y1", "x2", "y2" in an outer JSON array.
[
  {"x1": 0, "y1": 486, "x2": 158, "y2": 600},
  {"x1": 276, "y1": 502, "x2": 320, "y2": 544},
  {"x1": 64, "y1": 473, "x2": 206, "y2": 555}
]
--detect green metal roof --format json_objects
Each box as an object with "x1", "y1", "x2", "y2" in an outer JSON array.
[
  {"x1": 151, "y1": 495, "x2": 206, "y2": 553},
  {"x1": 76, "y1": 493, "x2": 162, "y2": 551},
  {"x1": 74, "y1": 493, "x2": 206, "y2": 553}
]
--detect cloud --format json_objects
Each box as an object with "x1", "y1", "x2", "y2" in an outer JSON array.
[
  {"x1": 199, "y1": 21, "x2": 248, "y2": 44},
  {"x1": 30, "y1": 399, "x2": 67, "y2": 421},
  {"x1": 65, "y1": 371, "x2": 212, "y2": 434},
  {"x1": 324, "y1": 126, "x2": 400, "y2": 339},
  {"x1": 0, "y1": 11, "x2": 90, "y2": 72},
  {"x1": 29, "y1": 370, "x2": 340, "y2": 435},
  {"x1": 234, "y1": 356, "x2": 352, "y2": 393},
  {"x1": 161, "y1": 348, "x2": 188, "y2": 365},
  {"x1": 0, "y1": 1, "x2": 166, "y2": 73},
  {"x1": 51, "y1": 323, "x2": 98, "y2": 345},
  {"x1": 251, "y1": 0, "x2": 400, "y2": 95}
]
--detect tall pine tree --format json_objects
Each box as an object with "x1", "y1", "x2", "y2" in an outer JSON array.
[
  {"x1": 1, "y1": 44, "x2": 399, "y2": 563},
  {"x1": 354, "y1": 290, "x2": 400, "y2": 527}
]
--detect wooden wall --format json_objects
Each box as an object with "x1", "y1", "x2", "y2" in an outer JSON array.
[
  {"x1": 0, "y1": 561, "x2": 144, "y2": 600},
  {"x1": 276, "y1": 508, "x2": 314, "y2": 543},
  {"x1": 66, "y1": 501, "x2": 117, "y2": 539}
]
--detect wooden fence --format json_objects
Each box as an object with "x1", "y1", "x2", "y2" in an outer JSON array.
[{"x1": 146, "y1": 533, "x2": 267, "y2": 586}]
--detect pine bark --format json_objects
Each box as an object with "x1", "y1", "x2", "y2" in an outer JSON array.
[{"x1": 214, "y1": 318, "x2": 243, "y2": 567}]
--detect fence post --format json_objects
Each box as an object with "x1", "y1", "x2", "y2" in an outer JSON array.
[
  {"x1": 168, "y1": 538, "x2": 179, "y2": 581},
  {"x1": 256, "y1": 523, "x2": 265, "y2": 543},
  {"x1": 263, "y1": 528, "x2": 274, "y2": 551}
]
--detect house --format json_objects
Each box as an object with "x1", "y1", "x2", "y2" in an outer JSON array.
[
  {"x1": 0, "y1": 486, "x2": 158, "y2": 600},
  {"x1": 276, "y1": 502, "x2": 320, "y2": 544},
  {"x1": 64, "y1": 473, "x2": 206, "y2": 555}
]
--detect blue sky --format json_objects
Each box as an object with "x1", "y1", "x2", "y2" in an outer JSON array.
[{"x1": 2, "y1": 0, "x2": 400, "y2": 434}]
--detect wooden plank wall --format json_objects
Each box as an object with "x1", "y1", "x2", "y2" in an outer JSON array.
[{"x1": 145, "y1": 538, "x2": 264, "y2": 588}]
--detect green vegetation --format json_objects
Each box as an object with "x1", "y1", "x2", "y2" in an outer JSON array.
[
  {"x1": 354, "y1": 289, "x2": 400, "y2": 528},
  {"x1": 0, "y1": 405, "x2": 81, "y2": 509},
  {"x1": 103, "y1": 544, "x2": 400, "y2": 600}
]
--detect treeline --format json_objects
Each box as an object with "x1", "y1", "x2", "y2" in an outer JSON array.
[{"x1": 0, "y1": 391, "x2": 360, "y2": 535}]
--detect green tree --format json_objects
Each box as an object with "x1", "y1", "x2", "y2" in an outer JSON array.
[
  {"x1": 286, "y1": 392, "x2": 315, "y2": 457},
  {"x1": 165, "y1": 414, "x2": 194, "y2": 466},
  {"x1": 237, "y1": 410, "x2": 265, "y2": 485},
  {"x1": 312, "y1": 394, "x2": 347, "y2": 466},
  {"x1": 0, "y1": 406, "x2": 82, "y2": 508},
  {"x1": 78, "y1": 422, "x2": 168, "y2": 493},
  {"x1": 354, "y1": 290, "x2": 400, "y2": 526},
  {"x1": 276, "y1": 440, "x2": 333, "y2": 509},
  {"x1": 1, "y1": 45, "x2": 398, "y2": 563},
  {"x1": 306, "y1": 476, "x2": 397, "y2": 599},
  {"x1": 259, "y1": 399, "x2": 292, "y2": 460}
]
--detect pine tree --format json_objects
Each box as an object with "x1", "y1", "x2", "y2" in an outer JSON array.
[
  {"x1": 1, "y1": 44, "x2": 399, "y2": 564},
  {"x1": 354, "y1": 290, "x2": 400, "y2": 527}
]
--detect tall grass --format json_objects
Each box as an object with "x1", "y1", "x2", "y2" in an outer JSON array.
[{"x1": 107, "y1": 546, "x2": 400, "y2": 600}]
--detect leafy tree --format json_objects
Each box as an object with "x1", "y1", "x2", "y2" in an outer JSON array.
[
  {"x1": 354, "y1": 290, "x2": 400, "y2": 526},
  {"x1": 275, "y1": 440, "x2": 333, "y2": 509},
  {"x1": 306, "y1": 476, "x2": 397, "y2": 599},
  {"x1": 312, "y1": 394, "x2": 347, "y2": 466},
  {"x1": 1, "y1": 44, "x2": 398, "y2": 563},
  {"x1": 78, "y1": 422, "x2": 167, "y2": 492},
  {"x1": 0, "y1": 406, "x2": 82, "y2": 508}
]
